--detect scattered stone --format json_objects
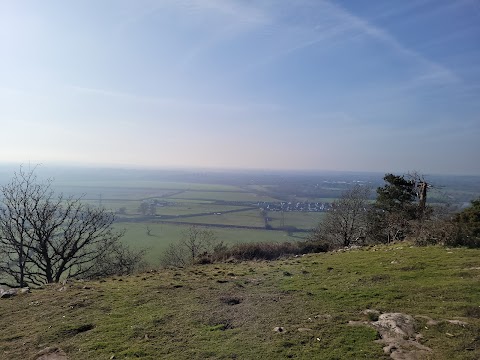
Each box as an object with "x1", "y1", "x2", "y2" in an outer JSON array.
[
  {"x1": 297, "y1": 328, "x2": 312, "y2": 332},
  {"x1": 446, "y1": 320, "x2": 467, "y2": 326},
  {"x1": 0, "y1": 288, "x2": 18, "y2": 298},
  {"x1": 415, "y1": 315, "x2": 439, "y2": 326},
  {"x1": 372, "y1": 313, "x2": 416, "y2": 339},
  {"x1": 363, "y1": 309, "x2": 381, "y2": 316},
  {"x1": 0, "y1": 287, "x2": 29, "y2": 298},
  {"x1": 273, "y1": 326, "x2": 286, "y2": 333},
  {"x1": 348, "y1": 320, "x2": 365, "y2": 326},
  {"x1": 314, "y1": 314, "x2": 332, "y2": 321},
  {"x1": 35, "y1": 347, "x2": 68, "y2": 360},
  {"x1": 416, "y1": 315, "x2": 468, "y2": 327}
]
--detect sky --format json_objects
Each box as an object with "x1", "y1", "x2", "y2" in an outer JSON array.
[{"x1": 1, "y1": 0, "x2": 479, "y2": 175}]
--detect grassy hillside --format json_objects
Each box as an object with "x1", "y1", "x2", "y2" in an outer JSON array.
[{"x1": 1, "y1": 245, "x2": 479, "y2": 359}]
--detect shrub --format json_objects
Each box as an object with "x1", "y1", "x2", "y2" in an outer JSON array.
[{"x1": 211, "y1": 239, "x2": 329, "y2": 262}]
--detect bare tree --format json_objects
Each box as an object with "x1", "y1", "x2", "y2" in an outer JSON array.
[
  {"x1": 0, "y1": 168, "x2": 38, "y2": 287},
  {"x1": 406, "y1": 171, "x2": 434, "y2": 220},
  {"x1": 0, "y1": 167, "x2": 135, "y2": 287},
  {"x1": 160, "y1": 225, "x2": 217, "y2": 267},
  {"x1": 146, "y1": 225, "x2": 153, "y2": 236},
  {"x1": 160, "y1": 242, "x2": 188, "y2": 268},
  {"x1": 181, "y1": 225, "x2": 216, "y2": 263},
  {"x1": 83, "y1": 242, "x2": 146, "y2": 278},
  {"x1": 310, "y1": 185, "x2": 370, "y2": 248}
]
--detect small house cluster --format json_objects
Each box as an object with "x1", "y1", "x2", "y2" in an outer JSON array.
[{"x1": 256, "y1": 201, "x2": 331, "y2": 212}]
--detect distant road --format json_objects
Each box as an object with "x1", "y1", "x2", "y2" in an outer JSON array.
[{"x1": 114, "y1": 215, "x2": 310, "y2": 232}]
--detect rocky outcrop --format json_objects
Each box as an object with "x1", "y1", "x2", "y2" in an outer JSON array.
[
  {"x1": 0, "y1": 287, "x2": 30, "y2": 298},
  {"x1": 350, "y1": 311, "x2": 432, "y2": 360},
  {"x1": 371, "y1": 313, "x2": 432, "y2": 360}
]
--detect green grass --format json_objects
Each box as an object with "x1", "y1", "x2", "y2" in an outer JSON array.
[
  {"x1": 170, "y1": 191, "x2": 279, "y2": 202},
  {"x1": 1, "y1": 245, "x2": 478, "y2": 359},
  {"x1": 268, "y1": 211, "x2": 325, "y2": 229},
  {"x1": 155, "y1": 203, "x2": 247, "y2": 217},
  {"x1": 165, "y1": 210, "x2": 324, "y2": 230},
  {"x1": 166, "y1": 209, "x2": 266, "y2": 227}
]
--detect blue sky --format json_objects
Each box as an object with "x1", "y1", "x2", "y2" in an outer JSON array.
[{"x1": 1, "y1": 0, "x2": 479, "y2": 174}]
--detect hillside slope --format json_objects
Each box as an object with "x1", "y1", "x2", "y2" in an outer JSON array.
[{"x1": 1, "y1": 245, "x2": 479, "y2": 359}]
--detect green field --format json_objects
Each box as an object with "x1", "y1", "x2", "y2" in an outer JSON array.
[
  {"x1": 170, "y1": 190, "x2": 278, "y2": 202},
  {"x1": 269, "y1": 211, "x2": 325, "y2": 229},
  {"x1": 118, "y1": 222, "x2": 304, "y2": 264},
  {"x1": 50, "y1": 178, "x2": 328, "y2": 265},
  {"x1": 165, "y1": 209, "x2": 266, "y2": 227},
  {"x1": 155, "y1": 203, "x2": 249, "y2": 217}
]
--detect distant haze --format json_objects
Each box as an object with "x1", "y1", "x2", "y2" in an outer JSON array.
[{"x1": 1, "y1": 1, "x2": 479, "y2": 175}]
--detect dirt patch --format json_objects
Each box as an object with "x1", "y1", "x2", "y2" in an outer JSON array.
[
  {"x1": 35, "y1": 347, "x2": 68, "y2": 360},
  {"x1": 58, "y1": 323, "x2": 95, "y2": 338},
  {"x1": 464, "y1": 306, "x2": 480, "y2": 319},
  {"x1": 220, "y1": 295, "x2": 242, "y2": 305}
]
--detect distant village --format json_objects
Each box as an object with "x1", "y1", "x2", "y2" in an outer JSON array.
[
  {"x1": 135, "y1": 199, "x2": 332, "y2": 216},
  {"x1": 256, "y1": 201, "x2": 331, "y2": 212}
]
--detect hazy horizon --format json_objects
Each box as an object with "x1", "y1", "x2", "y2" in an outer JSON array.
[
  {"x1": 1, "y1": 1, "x2": 479, "y2": 175},
  {"x1": 2, "y1": 161, "x2": 480, "y2": 179}
]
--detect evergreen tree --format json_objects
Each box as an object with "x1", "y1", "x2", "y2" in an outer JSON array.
[{"x1": 452, "y1": 198, "x2": 480, "y2": 247}]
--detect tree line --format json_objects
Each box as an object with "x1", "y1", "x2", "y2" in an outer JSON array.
[{"x1": 309, "y1": 173, "x2": 480, "y2": 249}]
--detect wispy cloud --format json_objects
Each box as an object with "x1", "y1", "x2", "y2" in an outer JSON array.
[
  {"x1": 183, "y1": 0, "x2": 269, "y2": 25},
  {"x1": 70, "y1": 85, "x2": 281, "y2": 113},
  {"x1": 117, "y1": 0, "x2": 269, "y2": 32},
  {"x1": 328, "y1": 1, "x2": 459, "y2": 85},
  {"x1": 235, "y1": 0, "x2": 459, "y2": 87},
  {"x1": 70, "y1": 85, "x2": 175, "y2": 104}
]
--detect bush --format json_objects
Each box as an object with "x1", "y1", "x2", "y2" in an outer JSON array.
[
  {"x1": 298, "y1": 239, "x2": 332, "y2": 253},
  {"x1": 83, "y1": 243, "x2": 147, "y2": 279},
  {"x1": 160, "y1": 226, "x2": 219, "y2": 267},
  {"x1": 411, "y1": 219, "x2": 456, "y2": 246},
  {"x1": 449, "y1": 198, "x2": 480, "y2": 248},
  {"x1": 211, "y1": 239, "x2": 329, "y2": 262}
]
